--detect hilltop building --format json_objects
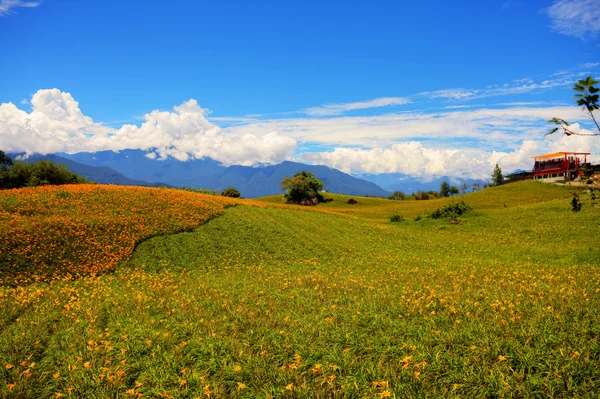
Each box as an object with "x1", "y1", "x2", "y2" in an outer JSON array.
[
  {"x1": 504, "y1": 151, "x2": 592, "y2": 183},
  {"x1": 532, "y1": 152, "x2": 590, "y2": 182}
]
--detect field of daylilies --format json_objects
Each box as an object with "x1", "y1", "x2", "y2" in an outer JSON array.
[
  {"x1": 0, "y1": 185, "x2": 238, "y2": 285},
  {"x1": 1, "y1": 181, "x2": 600, "y2": 398}
]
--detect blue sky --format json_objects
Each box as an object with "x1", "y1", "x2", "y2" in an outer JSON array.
[{"x1": 1, "y1": 0, "x2": 599, "y2": 179}]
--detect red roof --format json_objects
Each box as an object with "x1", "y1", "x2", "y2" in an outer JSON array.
[{"x1": 532, "y1": 151, "x2": 590, "y2": 160}]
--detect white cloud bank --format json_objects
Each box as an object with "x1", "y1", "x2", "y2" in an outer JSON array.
[
  {"x1": 301, "y1": 131, "x2": 600, "y2": 180},
  {"x1": 0, "y1": 0, "x2": 40, "y2": 16},
  {"x1": 0, "y1": 89, "x2": 296, "y2": 166},
  {"x1": 545, "y1": 0, "x2": 600, "y2": 39},
  {"x1": 1, "y1": 88, "x2": 599, "y2": 180}
]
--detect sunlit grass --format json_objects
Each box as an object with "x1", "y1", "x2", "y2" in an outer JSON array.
[{"x1": 0, "y1": 182, "x2": 599, "y2": 397}]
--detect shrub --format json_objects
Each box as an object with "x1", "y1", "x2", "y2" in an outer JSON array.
[
  {"x1": 414, "y1": 215, "x2": 422, "y2": 221},
  {"x1": 221, "y1": 187, "x2": 241, "y2": 198},
  {"x1": 390, "y1": 215, "x2": 405, "y2": 222},
  {"x1": 429, "y1": 200, "x2": 473, "y2": 219},
  {"x1": 414, "y1": 191, "x2": 430, "y2": 200},
  {"x1": 388, "y1": 191, "x2": 405, "y2": 200}
]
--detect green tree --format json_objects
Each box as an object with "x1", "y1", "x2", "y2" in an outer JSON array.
[
  {"x1": 439, "y1": 181, "x2": 451, "y2": 198},
  {"x1": 221, "y1": 187, "x2": 241, "y2": 198},
  {"x1": 281, "y1": 171, "x2": 324, "y2": 204},
  {"x1": 1, "y1": 160, "x2": 87, "y2": 189},
  {"x1": 449, "y1": 186, "x2": 460, "y2": 196},
  {"x1": 492, "y1": 164, "x2": 503, "y2": 186},
  {"x1": 388, "y1": 191, "x2": 405, "y2": 200},
  {"x1": 0, "y1": 150, "x2": 12, "y2": 171},
  {"x1": 547, "y1": 76, "x2": 600, "y2": 136},
  {"x1": 460, "y1": 183, "x2": 469, "y2": 194},
  {"x1": 0, "y1": 150, "x2": 13, "y2": 188}
]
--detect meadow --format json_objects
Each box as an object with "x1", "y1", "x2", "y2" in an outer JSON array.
[{"x1": 0, "y1": 182, "x2": 599, "y2": 398}]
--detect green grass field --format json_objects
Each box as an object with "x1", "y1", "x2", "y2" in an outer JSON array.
[{"x1": 1, "y1": 181, "x2": 599, "y2": 398}]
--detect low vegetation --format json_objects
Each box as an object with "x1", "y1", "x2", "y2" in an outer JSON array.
[
  {"x1": 221, "y1": 187, "x2": 241, "y2": 198},
  {"x1": 428, "y1": 200, "x2": 473, "y2": 220},
  {"x1": 0, "y1": 152, "x2": 87, "y2": 189},
  {"x1": 0, "y1": 181, "x2": 599, "y2": 398}
]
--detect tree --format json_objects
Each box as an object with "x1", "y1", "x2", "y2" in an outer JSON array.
[
  {"x1": 439, "y1": 181, "x2": 451, "y2": 198},
  {"x1": 449, "y1": 186, "x2": 460, "y2": 196},
  {"x1": 221, "y1": 187, "x2": 240, "y2": 198},
  {"x1": 472, "y1": 182, "x2": 481, "y2": 192},
  {"x1": 281, "y1": 171, "x2": 324, "y2": 204},
  {"x1": 388, "y1": 191, "x2": 405, "y2": 200},
  {"x1": 546, "y1": 76, "x2": 600, "y2": 137},
  {"x1": 1, "y1": 159, "x2": 87, "y2": 189},
  {"x1": 460, "y1": 183, "x2": 469, "y2": 194},
  {"x1": 492, "y1": 164, "x2": 503, "y2": 186},
  {"x1": 0, "y1": 150, "x2": 13, "y2": 188},
  {"x1": 0, "y1": 150, "x2": 12, "y2": 171}
]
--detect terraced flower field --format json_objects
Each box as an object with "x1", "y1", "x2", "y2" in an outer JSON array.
[{"x1": 0, "y1": 181, "x2": 599, "y2": 398}]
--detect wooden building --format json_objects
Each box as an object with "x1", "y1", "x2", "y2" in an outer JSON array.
[{"x1": 532, "y1": 151, "x2": 590, "y2": 181}]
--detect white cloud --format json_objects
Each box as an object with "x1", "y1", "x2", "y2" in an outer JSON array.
[
  {"x1": 417, "y1": 74, "x2": 584, "y2": 102},
  {"x1": 0, "y1": 0, "x2": 40, "y2": 16},
  {"x1": 305, "y1": 97, "x2": 411, "y2": 116},
  {"x1": 224, "y1": 105, "x2": 594, "y2": 150},
  {"x1": 419, "y1": 88, "x2": 479, "y2": 100},
  {"x1": 300, "y1": 133, "x2": 600, "y2": 180},
  {"x1": 0, "y1": 89, "x2": 297, "y2": 166},
  {"x1": 2, "y1": 87, "x2": 598, "y2": 181},
  {"x1": 545, "y1": 0, "x2": 600, "y2": 39}
]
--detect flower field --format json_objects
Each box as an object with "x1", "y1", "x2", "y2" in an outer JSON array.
[
  {"x1": 0, "y1": 185, "x2": 237, "y2": 285},
  {"x1": 0, "y1": 181, "x2": 599, "y2": 398}
]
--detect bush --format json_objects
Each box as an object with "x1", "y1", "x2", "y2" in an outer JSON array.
[
  {"x1": 221, "y1": 187, "x2": 241, "y2": 198},
  {"x1": 390, "y1": 215, "x2": 405, "y2": 222},
  {"x1": 429, "y1": 200, "x2": 473, "y2": 219},
  {"x1": 388, "y1": 191, "x2": 405, "y2": 200},
  {"x1": 414, "y1": 215, "x2": 422, "y2": 221},
  {"x1": 414, "y1": 191, "x2": 430, "y2": 200}
]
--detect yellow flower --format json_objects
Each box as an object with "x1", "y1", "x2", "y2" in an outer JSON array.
[
  {"x1": 237, "y1": 382, "x2": 247, "y2": 389},
  {"x1": 286, "y1": 383, "x2": 294, "y2": 390}
]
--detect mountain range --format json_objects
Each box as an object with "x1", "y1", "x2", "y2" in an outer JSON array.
[
  {"x1": 18, "y1": 150, "x2": 486, "y2": 198},
  {"x1": 32, "y1": 150, "x2": 390, "y2": 197}
]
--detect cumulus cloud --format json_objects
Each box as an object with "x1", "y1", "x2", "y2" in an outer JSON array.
[
  {"x1": 305, "y1": 97, "x2": 411, "y2": 116},
  {"x1": 300, "y1": 132, "x2": 600, "y2": 180},
  {"x1": 545, "y1": 0, "x2": 600, "y2": 39},
  {"x1": 2, "y1": 87, "x2": 598, "y2": 180},
  {"x1": 0, "y1": 0, "x2": 40, "y2": 16},
  {"x1": 0, "y1": 89, "x2": 297, "y2": 166}
]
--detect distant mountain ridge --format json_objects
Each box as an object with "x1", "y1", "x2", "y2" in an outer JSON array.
[
  {"x1": 356, "y1": 172, "x2": 487, "y2": 193},
  {"x1": 56, "y1": 150, "x2": 391, "y2": 198},
  {"x1": 15, "y1": 153, "x2": 168, "y2": 187}
]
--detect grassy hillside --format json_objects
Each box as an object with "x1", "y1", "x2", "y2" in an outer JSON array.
[
  {"x1": 0, "y1": 184, "x2": 237, "y2": 285},
  {"x1": 0, "y1": 182, "x2": 599, "y2": 398},
  {"x1": 258, "y1": 181, "x2": 582, "y2": 221}
]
